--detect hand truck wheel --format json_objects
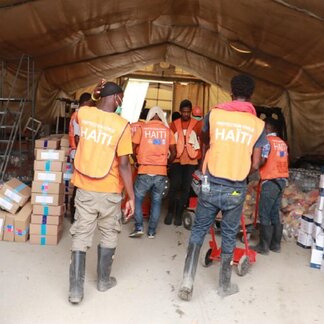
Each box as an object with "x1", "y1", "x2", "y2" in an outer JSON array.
[
  {"x1": 237, "y1": 255, "x2": 250, "y2": 276},
  {"x1": 183, "y1": 210, "x2": 194, "y2": 230},
  {"x1": 202, "y1": 248, "x2": 213, "y2": 267}
]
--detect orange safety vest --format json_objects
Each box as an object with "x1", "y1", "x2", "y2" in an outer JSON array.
[
  {"x1": 74, "y1": 106, "x2": 128, "y2": 179},
  {"x1": 174, "y1": 118, "x2": 199, "y2": 159},
  {"x1": 130, "y1": 121, "x2": 144, "y2": 137},
  {"x1": 259, "y1": 136, "x2": 289, "y2": 180},
  {"x1": 137, "y1": 120, "x2": 170, "y2": 166},
  {"x1": 69, "y1": 111, "x2": 78, "y2": 150},
  {"x1": 205, "y1": 109, "x2": 264, "y2": 181}
]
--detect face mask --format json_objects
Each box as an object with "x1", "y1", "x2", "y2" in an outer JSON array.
[{"x1": 115, "y1": 95, "x2": 123, "y2": 115}]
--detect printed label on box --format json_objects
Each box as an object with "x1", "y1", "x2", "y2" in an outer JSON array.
[
  {"x1": 0, "y1": 218, "x2": 4, "y2": 229},
  {"x1": 37, "y1": 173, "x2": 56, "y2": 181},
  {"x1": 4, "y1": 188, "x2": 21, "y2": 204},
  {"x1": 41, "y1": 152, "x2": 59, "y2": 160},
  {"x1": 0, "y1": 197, "x2": 13, "y2": 210},
  {"x1": 35, "y1": 196, "x2": 54, "y2": 204}
]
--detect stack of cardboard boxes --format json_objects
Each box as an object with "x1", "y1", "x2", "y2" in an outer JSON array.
[
  {"x1": 31, "y1": 137, "x2": 66, "y2": 245},
  {"x1": 297, "y1": 174, "x2": 324, "y2": 270},
  {"x1": 48, "y1": 134, "x2": 75, "y2": 218},
  {"x1": 0, "y1": 178, "x2": 32, "y2": 242}
]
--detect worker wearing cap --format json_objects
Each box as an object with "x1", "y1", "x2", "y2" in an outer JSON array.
[
  {"x1": 251, "y1": 117, "x2": 288, "y2": 254},
  {"x1": 130, "y1": 106, "x2": 176, "y2": 238},
  {"x1": 165, "y1": 99, "x2": 202, "y2": 226},
  {"x1": 178, "y1": 74, "x2": 268, "y2": 301},
  {"x1": 68, "y1": 82, "x2": 134, "y2": 305}
]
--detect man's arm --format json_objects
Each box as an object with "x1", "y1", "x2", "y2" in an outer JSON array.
[
  {"x1": 118, "y1": 155, "x2": 135, "y2": 219},
  {"x1": 249, "y1": 147, "x2": 262, "y2": 175},
  {"x1": 168, "y1": 144, "x2": 176, "y2": 164}
]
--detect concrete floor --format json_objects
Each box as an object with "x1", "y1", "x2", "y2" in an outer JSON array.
[{"x1": 1, "y1": 215, "x2": 324, "y2": 324}]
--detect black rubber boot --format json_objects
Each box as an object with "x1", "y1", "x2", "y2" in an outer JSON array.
[
  {"x1": 164, "y1": 212, "x2": 173, "y2": 225},
  {"x1": 270, "y1": 223, "x2": 283, "y2": 252},
  {"x1": 217, "y1": 253, "x2": 239, "y2": 297},
  {"x1": 97, "y1": 245, "x2": 117, "y2": 292},
  {"x1": 174, "y1": 203, "x2": 183, "y2": 226},
  {"x1": 250, "y1": 224, "x2": 273, "y2": 255},
  {"x1": 178, "y1": 243, "x2": 201, "y2": 301},
  {"x1": 69, "y1": 251, "x2": 86, "y2": 304}
]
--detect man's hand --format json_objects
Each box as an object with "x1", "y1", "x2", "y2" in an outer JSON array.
[
  {"x1": 124, "y1": 199, "x2": 135, "y2": 220},
  {"x1": 92, "y1": 79, "x2": 106, "y2": 101}
]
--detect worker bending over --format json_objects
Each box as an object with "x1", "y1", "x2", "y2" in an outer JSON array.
[
  {"x1": 68, "y1": 82, "x2": 134, "y2": 304},
  {"x1": 130, "y1": 106, "x2": 176, "y2": 238},
  {"x1": 251, "y1": 118, "x2": 288, "y2": 254},
  {"x1": 179, "y1": 74, "x2": 267, "y2": 301}
]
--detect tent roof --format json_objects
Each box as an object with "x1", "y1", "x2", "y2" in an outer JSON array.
[{"x1": 0, "y1": 0, "x2": 324, "y2": 159}]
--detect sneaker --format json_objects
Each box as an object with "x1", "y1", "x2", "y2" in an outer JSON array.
[
  {"x1": 148, "y1": 232, "x2": 156, "y2": 239},
  {"x1": 129, "y1": 228, "x2": 144, "y2": 238}
]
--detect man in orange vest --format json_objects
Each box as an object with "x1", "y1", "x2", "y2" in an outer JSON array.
[
  {"x1": 130, "y1": 106, "x2": 176, "y2": 238},
  {"x1": 251, "y1": 118, "x2": 289, "y2": 254},
  {"x1": 69, "y1": 92, "x2": 93, "y2": 224},
  {"x1": 68, "y1": 82, "x2": 134, "y2": 305},
  {"x1": 165, "y1": 99, "x2": 202, "y2": 226},
  {"x1": 178, "y1": 74, "x2": 268, "y2": 301}
]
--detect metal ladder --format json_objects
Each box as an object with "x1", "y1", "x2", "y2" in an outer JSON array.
[
  {"x1": 0, "y1": 99, "x2": 25, "y2": 181},
  {"x1": 0, "y1": 54, "x2": 35, "y2": 182}
]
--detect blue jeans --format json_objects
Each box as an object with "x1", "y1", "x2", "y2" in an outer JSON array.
[
  {"x1": 134, "y1": 174, "x2": 167, "y2": 233},
  {"x1": 189, "y1": 182, "x2": 247, "y2": 254},
  {"x1": 259, "y1": 179, "x2": 285, "y2": 225}
]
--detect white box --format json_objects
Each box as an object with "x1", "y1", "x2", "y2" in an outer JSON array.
[
  {"x1": 314, "y1": 208, "x2": 324, "y2": 224},
  {"x1": 317, "y1": 196, "x2": 324, "y2": 211},
  {"x1": 312, "y1": 222, "x2": 322, "y2": 242},
  {"x1": 297, "y1": 230, "x2": 313, "y2": 249},
  {"x1": 316, "y1": 232, "x2": 324, "y2": 250},
  {"x1": 300, "y1": 214, "x2": 314, "y2": 235},
  {"x1": 319, "y1": 175, "x2": 324, "y2": 189},
  {"x1": 310, "y1": 244, "x2": 323, "y2": 269}
]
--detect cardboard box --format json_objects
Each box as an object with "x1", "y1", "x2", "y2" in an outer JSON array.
[
  {"x1": 34, "y1": 171, "x2": 63, "y2": 183},
  {"x1": 14, "y1": 202, "x2": 32, "y2": 242},
  {"x1": 35, "y1": 149, "x2": 65, "y2": 162},
  {"x1": 300, "y1": 214, "x2": 314, "y2": 235},
  {"x1": 34, "y1": 160, "x2": 64, "y2": 172},
  {"x1": 3, "y1": 213, "x2": 15, "y2": 241},
  {"x1": 316, "y1": 232, "x2": 324, "y2": 250},
  {"x1": 0, "y1": 211, "x2": 9, "y2": 240},
  {"x1": 31, "y1": 214, "x2": 63, "y2": 225},
  {"x1": 312, "y1": 222, "x2": 322, "y2": 241},
  {"x1": 32, "y1": 181, "x2": 64, "y2": 195},
  {"x1": 31, "y1": 193, "x2": 64, "y2": 206},
  {"x1": 310, "y1": 244, "x2": 323, "y2": 269},
  {"x1": 297, "y1": 230, "x2": 313, "y2": 249},
  {"x1": 35, "y1": 138, "x2": 60, "y2": 149},
  {"x1": 0, "y1": 192, "x2": 20, "y2": 214},
  {"x1": 32, "y1": 204, "x2": 65, "y2": 216},
  {"x1": 2, "y1": 178, "x2": 31, "y2": 207},
  {"x1": 30, "y1": 223, "x2": 63, "y2": 235},
  {"x1": 30, "y1": 232, "x2": 62, "y2": 246},
  {"x1": 314, "y1": 208, "x2": 323, "y2": 224}
]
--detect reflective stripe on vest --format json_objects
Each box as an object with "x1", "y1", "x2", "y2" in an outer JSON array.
[
  {"x1": 69, "y1": 111, "x2": 78, "y2": 150},
  {"x1": 137, "y1": 121, "x2": 170, "y2": 166},
  {"x1": 260, "y1": 136, "x2": 289, "y2": 180},
  {"x1": 174, "y1": 118, "x2": 199, "y2": 159},
  {"x1": 74, "y1": 107, "x2": 128, "y2": 179},
  {"x1": 207, "y1": 109, "x2": 264, "y2": 181}
]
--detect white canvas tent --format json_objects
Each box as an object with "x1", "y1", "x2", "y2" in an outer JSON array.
[{"x1": 0, "y1": 0, "x2": 324, "y2": 159}]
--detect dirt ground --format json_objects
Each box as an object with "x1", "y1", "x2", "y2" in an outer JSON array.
[{"x1": 1, "y1": 214, "x2": 323, "y2": 324}]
